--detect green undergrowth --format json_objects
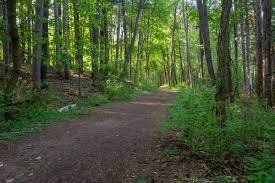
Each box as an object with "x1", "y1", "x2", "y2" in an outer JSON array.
[
  {"x1": 0, "y1": 77, "x2": 155, "y2": 141},
  {"x1": 163, "y1": 81, "x2": 274, "y2": 182}
]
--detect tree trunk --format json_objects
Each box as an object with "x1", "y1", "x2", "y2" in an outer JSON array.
[
  {"x1": 271, "y1": 28, "x2": 275, "y2": 107},
  {"x1": 170, "y1": 4, "x2": 178, "y2": 85},
  {"x1": 125, "y1": 0, "x2": 144, "y2": 80},
  {"x1": 255, "y1": 0, "x2": 263, "y2": 96},
  {"x1": 240, "y1": 17, "x2": 247, "y2": 90},
  {"x1": 182, "y1": 0, "x2": 193, "y2": 86},
  {"x1": 199, "y1": 29, "x2": 204, "y2": 78},
  {"x1": 5, "y1": 0, "x2": 21, "y2": 94},
  {"x1": 216, "y1": 0, "x2": 232, "y2": 127},
  {"x1": 73, "y1": 0, "x2": 83, "y2": 95},
  {"x1": 2, "y1": 0, "x2": 10, "y2": 74},
  {"x1": 233, "y1": 23, "x2": 239, "y2": 91},
  {"x1": 54, "y1": 0, "x2": 63, "y2": 77},
  {"x1": 262, "y1": 0, "x2": 272, "y2": 106},
  {"x1": 91, "y1": 3, "x2": 100, "y2": 79},
  {"x1": 115, "y1": 2, "x2": 122, "y2": 74},
  {"x1": 196, "y1": 0, "x2": 215, "y2": 83},
  {"x1": 32, "y1": 0, "x2": 44, "y2": 89},
  {"x1": 63, "y1": 0, "x2": 70, "y2": 80},
  {"x1": 244, "y1": 0, "x2": 252, "y2": 91},
  {"x1": 135, "y1": 30, "x2": 144, "y2": 83},
  {"x1": 27, "y1": 0, "x2": 32, "y2": 64},
  {"x1": 41, "y1": 0, "x2": 49, "y2": 88},
  {"x1": 121, "y1": 0, "x2": 128, "y2": 75}
]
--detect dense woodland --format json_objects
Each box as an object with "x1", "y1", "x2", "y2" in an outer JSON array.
[{"x1": 0, "y1": 0, "x2": 274, "y2": 181}]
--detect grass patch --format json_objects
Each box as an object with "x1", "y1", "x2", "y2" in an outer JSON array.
[{"x1": 164, "y1": 83, "x2": 274, "y2": 182}]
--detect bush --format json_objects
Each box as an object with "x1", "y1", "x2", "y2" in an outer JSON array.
[
  {"x1": 105, "y1": 77, "x2": 140, "y2": 100},
  {"x1": 164, "y1": 84, "x2": 274, "y2": 180}
]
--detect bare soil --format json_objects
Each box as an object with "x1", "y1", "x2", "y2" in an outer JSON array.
[{"x1": 0, "y1": 89, "x2": 198, "y2": 183}]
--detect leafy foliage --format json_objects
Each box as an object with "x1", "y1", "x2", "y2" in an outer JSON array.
[{"x1": 164, "y1": 82, "x2": 274, "y2": 181}]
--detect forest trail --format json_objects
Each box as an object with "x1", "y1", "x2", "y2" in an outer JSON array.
[{"x1": 0, "y1": 89, "x2": 177, "y2": 183}]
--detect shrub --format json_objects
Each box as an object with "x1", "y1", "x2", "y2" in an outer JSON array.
[{"x1": 164, "y1": 84, "x2": 274, "y2": 180}]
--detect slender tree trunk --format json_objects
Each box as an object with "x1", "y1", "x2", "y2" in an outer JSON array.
[
  {"x1": 244, "y1": 0, "x2": 252, "y2": 91},
  {"x1": 135, "y1": 31, "x2": 143, "y2": 83},
  {"x1": 41, "y1": 0, "x2": 49, "y2": 88},
  {"x1": 199, "y1": 29, "x2": 204, "y2": 78},
  {"x1": 2, "y1": 0, "x2": 10, "y2": 74},
  {"x1": 121, "y1": 0, "x2": 128, "y2": 73},
  {"x1": 32, "y1": 0, "x2": 44, "y2": 89},
  {"x1": 216, "y1": 0, "x2": 232, "y2": 127},
  {"x1": 196, "y1": 0, "x2": 215, "y2": 83},
  {"x1": 178, "y1": 44, "x2": 185, "y2": 82},
  {"x1": 115, "y1": 2, "x2": 121, "y2": 74},
  {"x1": 256, "y1": 0, "x2": 263, "y2": 96},
  {"x1": 27, "y1": 0, "x2": 32, "y2": 64},
  {"x1": 170, "y1": 4, "x2": 178, "y2": 85},
  {"x1": 73, "y1": 0, "x2": 83, "y2": 95},
  {"x1": 63, "y1": 0, "x2": 70, "y2": 80},
  {"x1": 125, "y1": 0, "x2": 144, "y2": 80},
  {"x1": 241, "y1": 17, "x2": 247, "y2": 90},
  {"x1": 271, "y1": 28, "x2": 275, "y2": 106},
  {"x1": 182, "y1": 0, "x2": 192, "y2": 86},
  {"x1": 233, "y1": 22, "x2": 239, "y2": 93},
  {"x1": 91, "y1": 4, "x2": 100, "y2": 79},
  {"x1": 54, "y1": 0, "x2": 63, "y2": 77},
  {"x1": 262, "y1": 0, "x2": 272, "y2": 106},
  {"x1": 5, "y1": 0, "x2": 21, "y2": 94}
]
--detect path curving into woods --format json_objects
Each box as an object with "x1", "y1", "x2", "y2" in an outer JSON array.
[{"x1": 0, "y1": 89, "x2": 177, "y2": 183}]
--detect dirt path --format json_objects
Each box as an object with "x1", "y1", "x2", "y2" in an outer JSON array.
[{"x1": 0, "y1": 89, "x2": 177, "y2": 183}]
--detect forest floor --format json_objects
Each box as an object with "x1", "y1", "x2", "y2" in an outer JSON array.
[{"x1": 0, "y1": 89, "x2": 209, "y2": 183}]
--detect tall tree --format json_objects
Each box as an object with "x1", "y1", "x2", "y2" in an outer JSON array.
[
  {"x1": 170, "y1": 3, "x2": 178, "y2": 85},
  {"x1": 54, "y1": 0, "x2": 63, "y2": 77},
  {"x1": 255, "y1": 0, "x2": 263, "y2": 96},
  {"x1": 262, "y1": 0, "x2": 272, "y2": 105},
  {"x1": 182, "y1": 0, "x2": 192, "y2": 85},
  {"x1": 5, "y1": 0, "x2": 21, "y2": 94},
  {"x1": 41, "y1": 0, "x2": 49, "y2": 87},
  {"x1": 2, "y1": 0, "x2": 10, "y2": 74},
  {"x1": 32, "y1": 0, "x2": 44, "y2": 89},
  {"x1": 196, "y1": 0, "x2": 215, "y2": 83},
  {"x1": 216, "y1": 0, "x2": 232, "y2": 127},
  {"x1": 244, "y1": 0, "x2": 252, "y2": 91},
  {"x1": 125, "y1": 0, "x2": 144, "y2": 80},
  {"x1": 72, "y1": 0, "x2": 83, "y2": 95},
  {"x1": 63, "y1": 0, "x2": 70, "y2": 79},
  {"x1": 115, "y1": 2, "x2": 122, "y2": 74}
]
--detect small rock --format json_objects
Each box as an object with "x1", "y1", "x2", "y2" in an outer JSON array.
[
  {"x1": 35, "y1": 156, "x2": 42, "y2": 160},
  {"x1": 0, "y1": 162, "x2": 3, "y2": 167},
  {"x1": 6, "y1": 178, "x2": 15, "y2": 183},
  {"x1": 28, "y1": 173, "x2": 34, "y2": 176}
]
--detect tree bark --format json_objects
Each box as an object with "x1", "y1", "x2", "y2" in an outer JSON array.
[
  {"x1": 244, "y1": 0, "x2": 252, "y2": 91},
  {"x1": 54, "y1": 0, "x2": 63, "y2": 77},
  {"x1": 115, "y1": 2, "x2": 122, "y2": 74},
  {"x1": 91, "y1": 3, "x2": 100, "y2": 79},
  {"x1": 182, "y1": 0, "x2": 192, "y2": 86},
  {"x1": 32, "y1": 0, "x2": 44, "y2": 89},
  {"x1": 196, "y1": 0, "x2": 215, "y2": 83},
  {"x1": 170, "y1": 3, "x2": 178, "y2": 85},
  {"x1": 5, "y1": 0, "x2": 21, "y2": 94},
  {"x1": 63, "y1": 0, "x2": 70, "y2": 80},
  {"x1": 216, "y1": 0, "x2": 232, "y2": 127},
  {"x1": 255, "y1": 0, "x2": 263, "y2": 96},
  {"x1": 73, "y1": 0, "x2": 83, "y2": 95},
  {"x1": 41, "y1": 0, "x2": 49, "y2": 87},
  {"x1": 2, "y1": 0, "x2": 10, "y2": 74},
  {"x1": 262, "y1": 0, "x2": 272, "y2": 106}
]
